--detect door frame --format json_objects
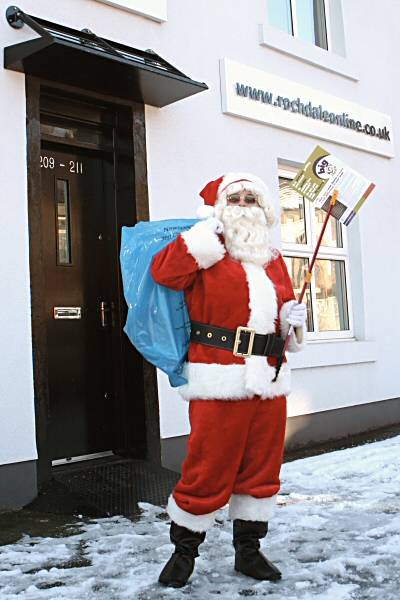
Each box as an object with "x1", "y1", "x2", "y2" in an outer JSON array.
[{"x1": 25, "y1": 75, "x2": 161, "y2": 486}]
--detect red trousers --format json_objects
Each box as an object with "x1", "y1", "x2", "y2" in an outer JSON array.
[{"x1": 167, "y1": 395, "x2": 287, "y2": 532}]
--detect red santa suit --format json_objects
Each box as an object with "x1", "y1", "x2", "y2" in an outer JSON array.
[{"x1": 151, "y1": 173, "x2": 306, "y2": 533}]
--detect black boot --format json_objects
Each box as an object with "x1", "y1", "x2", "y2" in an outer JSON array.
[
  {"x1": 233, "y1": 519, "x2": 281, "y2": 581},
  {"x1": 158, "y1": 521, "x2": 206, "y2": 588}
]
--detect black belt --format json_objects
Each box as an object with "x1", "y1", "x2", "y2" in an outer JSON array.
[{"x1": 190, "y1": 321, "x2": 285, "y2": 358}]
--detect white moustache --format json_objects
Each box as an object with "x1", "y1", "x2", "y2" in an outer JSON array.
[
  {"x1": 219, "y1": 205, "x2": 273, "y2": 266},
  {"x1": 219, "y1": 205, "x2": 267, "y2": 225}
]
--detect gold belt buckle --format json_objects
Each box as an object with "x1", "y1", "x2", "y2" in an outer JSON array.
[{"x1": 233, "y1": 326, "x2": 256, "y2": 357}]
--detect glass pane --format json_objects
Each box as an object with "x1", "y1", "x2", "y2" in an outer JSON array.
[
  {"x1": 56, "y1": 179, "x2": 71, "y2": 265},
  {"x1": 41, "y1": 116, "x2": 106, "y2": 147},
  {"x1": 280, "y1": 177, "x2": 307, "y2": 245},
  {"x1": 268, "y1": 0, "x2": 293, "y2": 34},
  {"x1": 296, "y1": 0, "x2": 328, "y2": 49},
  {"x1": 315, "y1": 259, "x2": 349, "y2": 331},
  {"x1": 313, "y1": 0, "x2": 328, "y2": 49},
  {"x1": 283, "y1": 256, "x2": 314, "y2": 332},
  {"x1": 296, "y1": 0, "x2": 315, "y2": 44},
  {"x1": 314, "y1": 207, "x2": 343, "y2": 248}
]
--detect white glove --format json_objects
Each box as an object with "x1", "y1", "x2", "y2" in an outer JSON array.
[
  {"x1": 202, "y1": 216, "x2": 224, "y2": 234},
  {"x1": 286, "y1": 302, "x2": 307, "y2": 327}
]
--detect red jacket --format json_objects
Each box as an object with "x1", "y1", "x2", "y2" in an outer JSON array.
[{"x1": 151, "y1": 220, "x2": 306, "y2": 401}]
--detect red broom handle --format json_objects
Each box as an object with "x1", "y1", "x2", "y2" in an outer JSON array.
[
  {"x1": 297, "y1": 189, "x2": 339, "y2": 304},
  {"x1": 273, "y1": 190, "x2": 339, "y2": 381}
]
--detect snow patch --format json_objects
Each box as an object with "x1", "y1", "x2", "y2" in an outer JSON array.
[{"x1": 0, "y1": 435, "x2": 399, "y2": 598}]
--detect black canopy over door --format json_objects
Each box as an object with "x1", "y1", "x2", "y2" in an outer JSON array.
[{"x1": 4, "y1": 6, "x2": 208, "y2": 107}]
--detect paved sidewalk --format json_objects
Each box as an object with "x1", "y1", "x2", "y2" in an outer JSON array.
[{"x1": 1, "y1": 433, "x2": 399, "y2": 599}]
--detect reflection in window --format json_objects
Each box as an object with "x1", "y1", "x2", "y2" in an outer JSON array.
[
  {"x1": 41, "y1": 117, "x2": 105, "y2": 148},
  {"x1": 56, "y1": 179, "x2": 71, "y2": 265},
  {"x1": 267, "y1": 0, "x2": 328, "y2": 50},
  {"x1": 296, "y1": 0, "x2": 328, "y2": 48},
  {"x1": 280, "y1": 177, "x2": 307, "y2": 245},
  {"x1": 315, "y1": 207, "x2": 343, "y2": 248},
  {"x1": 283, "y1": 255, "x2": 314, "y2": 332},
  {"x1": 41, "y1": 123, "x2": 75, "y2": 140},
  {"x1": 315, "y1": 259, "x2": 349, "y2": 331},
  {"x1": 267, "y1": 0, "x2": 293, "y2": 35}
]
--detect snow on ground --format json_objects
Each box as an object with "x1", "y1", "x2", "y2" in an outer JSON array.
[{"x1": 0, "y1": 435, "x2": 399, "y2": 599}]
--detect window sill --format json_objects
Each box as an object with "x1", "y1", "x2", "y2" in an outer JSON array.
[
  {"x1": 258, "y1": 23, "x2": 359, "y2": 82},
  {"x1": 289, "y1": 339, "x2": 377, "y2": 370},
  {"x1": 94, "y1": 0, "x2": 167, "y2": 22}
]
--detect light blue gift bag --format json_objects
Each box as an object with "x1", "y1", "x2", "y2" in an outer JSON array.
[{"x1": 120, "y1": 219, "x2": 198, "y2": 387}]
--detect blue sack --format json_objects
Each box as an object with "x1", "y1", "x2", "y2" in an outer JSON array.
[{"x1": 120, "y1": 219, "x2": 198, "y2": 387}]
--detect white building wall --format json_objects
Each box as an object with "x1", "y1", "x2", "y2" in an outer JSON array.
[
  {"x1": 144, "y1": 0, "x2": 400, "y2": 437},
  {"x1": 0, "y1": 11, "x2": 36, "y2": 464},
  {"x1": 0, "y1": 0, "x2": 398, "y2": 460}
]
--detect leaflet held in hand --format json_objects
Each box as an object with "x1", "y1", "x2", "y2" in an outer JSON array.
[{"x1": 290, "y1": 145, "x2": 376, "y2": 226}]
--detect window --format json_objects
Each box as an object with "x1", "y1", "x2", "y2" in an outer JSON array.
[
  {"x1": 279, "y1": 166, "x2": 353, "y2": 340},
  {"x1": 267, "y1": 0, "x2": 329, "y2": 50},
  {"x1": 56, "y1": 179, "x2": 72, "y2": 265}
]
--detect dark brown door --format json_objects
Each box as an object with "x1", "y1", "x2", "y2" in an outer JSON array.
[{"x1": 41, "y1": 147, "x2": 115, "y2": 461}]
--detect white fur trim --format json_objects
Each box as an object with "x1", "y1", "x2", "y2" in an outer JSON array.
[
  {"x1": 242, "y1": 262, "x2": 278, "y2": 396},
  {"x1": 167, "y1": 494, "x2": 216, "y2": 532},
  {"x1": 217, "y1": 172, "x2": 276, "y2": 227},
  {"x1": 228, "y1": 493, "x2": 278, "y2": 521},
  {"x1": 243, "y1": 262, "x2": 277, "y2": 333},
  {"x1": 280, "y1": 300, "x2": 307, "y2": 352},
  {"x1": 178, "y1": 361, "x2": 291, "y2": 401},
  {"x1": 181, "y1": 221, "x2": 225, "y2": 269},
  {"x1": 196, "y1": 204, "x2": 215, "y2": 219}
]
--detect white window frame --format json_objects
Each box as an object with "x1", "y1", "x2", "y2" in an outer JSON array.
[
  {"x1": 261, "y1": 0, "x2": 355, "y2": 81},
  {"x1": 321, "y1": 0, "x2": 332, "y2": 50},
  {"x1": 279, "y1": 165, "x2": 354, "y2": 341},
  {"x1": 290, "y1": 0, "x2": 331, "y2": 50}
]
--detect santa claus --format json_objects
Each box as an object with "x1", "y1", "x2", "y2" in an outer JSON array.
[{"x1": 151, "y1": 172, "x2": 307, "y2": 588}]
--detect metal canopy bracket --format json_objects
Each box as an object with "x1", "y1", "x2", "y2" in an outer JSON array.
[{"x1": 4, "y1": 5, "x2": 208, "y2": 107}]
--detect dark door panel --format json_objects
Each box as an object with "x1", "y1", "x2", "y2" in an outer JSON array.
[{"x1": 41, "y1": 147, "x2": 114, "y2": 460}]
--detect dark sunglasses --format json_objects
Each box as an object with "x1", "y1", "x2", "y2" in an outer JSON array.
[{"x1": 227, "y1": 193, "x2": 259, "y2": 205}]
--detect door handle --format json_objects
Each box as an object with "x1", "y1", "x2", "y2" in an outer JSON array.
[
  {"x1": 100, "y1": 301, "x2": 114, "y2": 327},
  {"x1": 100, "y1": 301, "x2": 110, "y2": 327}
]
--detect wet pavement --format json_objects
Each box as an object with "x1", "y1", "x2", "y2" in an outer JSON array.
[
  {"x1": 1, "y1": 423, "x2": 399, "y2": 547},
  {"x1": 1, "y1": 429, "x2": 399, "y2": 599}
]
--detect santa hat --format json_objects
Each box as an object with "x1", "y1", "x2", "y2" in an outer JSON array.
[{"x1": 197, "y1": 172, "x2": 276, "y2": 227}]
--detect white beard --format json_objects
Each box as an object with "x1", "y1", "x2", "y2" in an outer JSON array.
[{"x1": 216, "y1": 205, "x2": 273, "y2": 266}]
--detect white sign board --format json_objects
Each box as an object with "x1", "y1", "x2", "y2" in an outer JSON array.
[{"x1": 220, "y1": 58, "x2": 394, "y2": 158}]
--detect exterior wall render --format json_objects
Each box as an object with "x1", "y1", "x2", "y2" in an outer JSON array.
[{"x1": 0, "y1": 0, "x2": 399, "y2": 468}]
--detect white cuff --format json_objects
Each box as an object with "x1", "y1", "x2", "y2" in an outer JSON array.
[
  {"x1": 181, "y1": 221, "x2": 226, "y2": 269},
  {"x1": 167, "y1": 494, "x2": 216, "y2": 532},
  {"x1": 228, "y1": 494, "x2": 278, "y2": 521},
  {"x1": 280, "y1": 300, "x2": 307, "y2": 352}
]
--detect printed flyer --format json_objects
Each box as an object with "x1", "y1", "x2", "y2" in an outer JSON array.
[{"x1": 290, "y1": 145, "x2": 376, "y2": 225}]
